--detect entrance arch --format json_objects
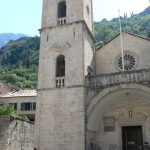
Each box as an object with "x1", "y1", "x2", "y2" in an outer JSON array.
[{"x1": 86, "y1": 84, "x2": 150, "y2": 150}]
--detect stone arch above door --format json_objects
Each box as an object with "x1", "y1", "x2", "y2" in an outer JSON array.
[
  {"x1": 86, "y1": 84, "x2": 150, "y2": 150},
  {"x1": 87, "y1": 83, "x2": 150, "y2": 130}
]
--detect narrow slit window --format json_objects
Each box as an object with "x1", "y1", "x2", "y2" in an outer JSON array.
[
  {"x1": 58, "y1": 1, "x2": 66, "y2": 18},
  {"x1": 56, "y1": 55, "x2": 65, "y2": 77}
]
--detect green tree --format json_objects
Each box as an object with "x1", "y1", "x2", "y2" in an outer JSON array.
[{"x1": 0, "y1": 105, "x2": 29, "y2": 121}]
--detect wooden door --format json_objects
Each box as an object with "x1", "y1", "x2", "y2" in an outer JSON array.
[{"x1": 122, "y1": 126, "x2": 143, "y2": 150}]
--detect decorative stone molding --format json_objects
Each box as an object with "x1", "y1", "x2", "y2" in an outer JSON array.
[
  {"x1": 85, "y1": 68, "x2": 150, "y2": 105},
  {"x1": 50, "y1": 42, "x2": 71, "y2": 51}
]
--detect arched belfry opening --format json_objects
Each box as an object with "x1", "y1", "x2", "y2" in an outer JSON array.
[
  {"x1": 58, "y1": 1, "x2": 66, "y2": 18},
  {"x1": 56, "y1": 55, "x2": 65, "y2": 77}
]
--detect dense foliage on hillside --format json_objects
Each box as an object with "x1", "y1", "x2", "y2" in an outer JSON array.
[
  {"x1": 0, "y1": 37, "x2": 39, "y2": 89},
  {"x1": 0, "y1": 6, "x2": 150, "y2": 89},
  {"x1": 95, "y1": 6, "x2": 150, "y2": 48},
  {"x1": 0, "y1": 37, "x2": 39, "y2": 67}
]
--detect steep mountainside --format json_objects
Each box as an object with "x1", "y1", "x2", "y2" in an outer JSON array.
[
  {"x1": 0, "y1": 33, "x2": 27, "y2": 48},
  {"x1": 94, "y1": 6, "x2": 150, "y2": 48},
  {"x1": 0, "y1": 37, "x2": 40, "y2": 89},
  {"x1": 139, "y1": 6, "x2": 150, "y2": 16},
  {"x1": 0, "y1": 37, "x2": 40, "y2": 68}
]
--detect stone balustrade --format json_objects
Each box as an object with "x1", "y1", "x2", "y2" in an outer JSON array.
[
  {"x1": 85, "y1": 69, "x2": 150, "y2": 88},
  {"x1": 56, "y1": 76, "x2": 65, "y2": 88},
  {"x1": 57, "y1": 17, "x2": 66, "y2": 25}
]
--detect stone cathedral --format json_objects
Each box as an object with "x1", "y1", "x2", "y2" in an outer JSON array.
[
  {"x1": 32, "y1": 0, "x2": 150, "y2": 149},
  {"x1": 1, "y1": 0, "x2": 150, "y2": 150},
  {"x1": 33, "y1": 0, "x2": 150, "y2": 150}
]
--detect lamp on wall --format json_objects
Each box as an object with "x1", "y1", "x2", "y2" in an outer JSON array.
[{"x1": 129, "y1": 110, "x2": 133, "y2": 118}]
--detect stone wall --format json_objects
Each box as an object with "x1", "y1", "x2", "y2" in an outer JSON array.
[
  {"x1": 34, "y1": 87, "x2": 85, "y2": 150},
  {"x1": 0, "y1": 116, "x2": 34, "y2": 150},
  {"x1": 8, "y1": 119, "x2": 34, "y2": 150},
  {"x1": 0, "y1": 116, "x2": 10, "y2": 150}
]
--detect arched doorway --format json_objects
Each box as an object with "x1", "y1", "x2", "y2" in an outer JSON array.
[{"x1": 86, "y1": 84, "x2": 150, "y2": 150}]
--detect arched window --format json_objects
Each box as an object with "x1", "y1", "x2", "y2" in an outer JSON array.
[
  {"x1": 56, "y1": 55, "x2": 65, "y2": 77},
  {"x1": 58, "y1": 1, "x2": 66, "y2": 18}
]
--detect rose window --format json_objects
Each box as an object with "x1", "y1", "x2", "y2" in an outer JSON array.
[{"x1": 116, "y1": 51, "x2": 139, "y2": 71}]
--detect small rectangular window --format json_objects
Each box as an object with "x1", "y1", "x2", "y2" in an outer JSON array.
[{"x1": 21, "y1": 102, "x2": 36, "y2": 111}]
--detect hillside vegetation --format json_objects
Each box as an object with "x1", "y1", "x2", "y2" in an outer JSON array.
[
  {"x1": 95, "y1": 6, "x2": 150, "y2": 48},
  {"x1": 0, "y1": 37, "x2": 39, "y2": 89},
  {"x1": 0, "y1": 6, "x2": 150, "y2": 89}
]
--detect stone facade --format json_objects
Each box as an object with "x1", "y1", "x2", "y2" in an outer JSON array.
[
  {"x1": 34, "y1": 0, "x2": 94, "y2": 149},
  {"x1": 85, "y1": 33, "x2": 150, "y2": 150},
  {"x1": 34, "y1": 88, "x2": 85, "y2": 150},
  {"x1": 86, "y1": 84, "x2": 150, "y2": 150},
  {"x1": 41, "y1": 0, "x2": 93, "y2": 33},
  {"x1": 96, "y1": 33, "x2": 150, "y2": 74}
]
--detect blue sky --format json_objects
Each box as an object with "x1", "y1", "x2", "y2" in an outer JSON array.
[
  {"x1": 0, "y1": 0, "x2": 42, "y2": 36},
  {"x1": 0, "y1": 0, "x2": 149, "y2": 36},
  {"x1": 93, "y1": 0, "x2": 149, "y2": 21}
]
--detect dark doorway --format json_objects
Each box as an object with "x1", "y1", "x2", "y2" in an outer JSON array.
[{"x1": 122, "y1": 126, "x2": 143, "y2": 150}]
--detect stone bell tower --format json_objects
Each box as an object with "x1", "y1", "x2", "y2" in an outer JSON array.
[{"x1": 34, "y1": 0, "x2": 95, "y2": 149}]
